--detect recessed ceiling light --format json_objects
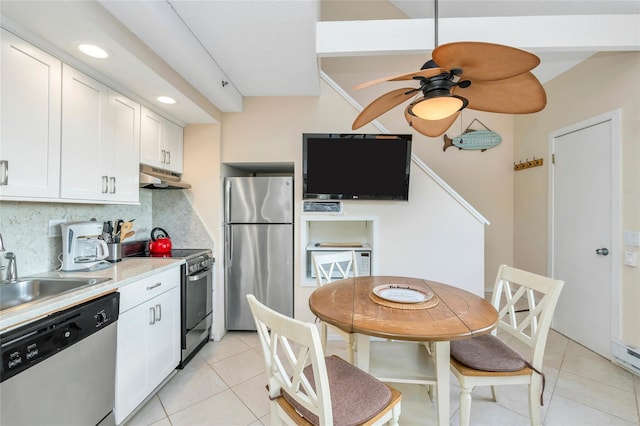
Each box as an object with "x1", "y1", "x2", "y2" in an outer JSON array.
[
  {"x1": 156, "y1": 96, "x2": 176, "y2": 105},
  {"x1": 78, "y1": 44, "x2": 109, "y2": 59}
]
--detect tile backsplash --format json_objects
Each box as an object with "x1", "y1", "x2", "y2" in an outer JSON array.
[
  {"x1": 151, "y1": 190, "x2": 215, "y2": 250},
  {"x1": 0, "y1": 189, "x2": 214, "y2": 276}
]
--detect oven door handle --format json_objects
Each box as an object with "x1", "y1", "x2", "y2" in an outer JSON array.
[{"x1": 188, "y1": 269, "x2": 211, "y2": 281}]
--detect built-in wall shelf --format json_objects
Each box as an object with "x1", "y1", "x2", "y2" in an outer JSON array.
[
  {"x1": 300, "y1": 216, "x2": 378, "y2": 286},
  {"x1": 306, "y1": 242, "x2": 371, "y2": 250}
]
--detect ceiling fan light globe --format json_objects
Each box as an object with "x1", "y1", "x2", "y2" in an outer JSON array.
[{"x1": 409, "y1": 97, "x2": 464, "y2": 121}]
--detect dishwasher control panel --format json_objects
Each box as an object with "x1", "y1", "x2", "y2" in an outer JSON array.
[{"x1": 0, "y1": 292, "x2": 120, "y2": 382}]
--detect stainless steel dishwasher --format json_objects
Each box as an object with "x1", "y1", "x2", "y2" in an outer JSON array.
[{"x1": 0, "y1": 292, "x2": 120, "y2": 426}]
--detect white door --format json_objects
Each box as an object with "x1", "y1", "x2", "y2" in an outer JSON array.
[{"x1": 550, "y1": 111, "x2": 619, "y2": 358}]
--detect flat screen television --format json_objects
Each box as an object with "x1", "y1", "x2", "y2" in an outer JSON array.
[{"x1": 303, "y1": 133, "x2": 412, "y2": 201}]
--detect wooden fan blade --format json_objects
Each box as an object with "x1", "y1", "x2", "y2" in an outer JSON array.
[
  {"x1": 453, "y1": 72, "x2": 546, "y2": 113},
  {"x1": 352, "y1": 88, "x2": 418, "y2": 130},
  {"x1": 404, "y1": 108, "x2": 460, "y2": 138},
  {"x1": 433, "y1": 42, "x2": 540, "y2": 81},
  {"x1": 354, "y1": 68, "x2": 445, "y2": 90}
]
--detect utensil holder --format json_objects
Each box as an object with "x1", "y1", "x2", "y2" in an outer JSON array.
[{"x1": 107, "y1": 243, "x2": 122, "y2": 263}]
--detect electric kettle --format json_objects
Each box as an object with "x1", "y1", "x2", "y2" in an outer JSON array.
[{"x1": 149, "y1": 227, "x2": 172, "y2": 253}]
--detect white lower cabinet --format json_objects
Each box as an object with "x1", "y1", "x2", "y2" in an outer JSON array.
[{"x1": 115, "y1": 268, "x2": 180, "y2": 424}]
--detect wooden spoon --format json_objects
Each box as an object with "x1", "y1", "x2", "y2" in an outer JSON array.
[
  {"x1": 119, "y1": 222, "x2": 134, "y2": 241},
  {"x1": 121, "y1": 230, "x2": 135, "y2": 242}
]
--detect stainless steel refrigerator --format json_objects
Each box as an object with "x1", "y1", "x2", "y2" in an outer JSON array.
[{"x1": 224, "y1": 176, "x2": 294, "y2": 330}]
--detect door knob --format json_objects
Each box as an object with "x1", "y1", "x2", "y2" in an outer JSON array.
[{"x1": 595, "y1": 248, "x2": 609, "y2": 256}]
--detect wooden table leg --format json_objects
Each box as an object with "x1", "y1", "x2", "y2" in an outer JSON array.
[{"x1": 433, "y1": 340, "x2": 450, "y2": 426}]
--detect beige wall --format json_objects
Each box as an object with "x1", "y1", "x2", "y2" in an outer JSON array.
[
  {"x1": 409, "y1": 111, "x2": 514, "y2": 289},
  {"x1": 186, "y1": 52, "x2": 639, "y2": 345},
  {"x1": 217, "y1": 80, "x2": 487, "y2": 326},
  {"x1": 322, "y1": 56, "x2": 515, "y2": 287},
  {"x1": 182, "y1": 124, "x2": 225, "y2": 339},
  {"x1": 514, "y1": 52, "x2": 640, "y2": 346}
]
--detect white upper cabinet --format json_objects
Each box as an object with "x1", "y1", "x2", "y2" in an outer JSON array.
[
  {"x1": 0, "y1": 29, "x2": 61, "y2": 200},
  {"x1": 140, "y1": 107, "x2": 183, "y2": 174},
  {"x1": 60, "y1": 65, "x2": 140, "y2": 203},
  {"x1": 105, "y1": 92, "x2": 141, "y2": 202}
]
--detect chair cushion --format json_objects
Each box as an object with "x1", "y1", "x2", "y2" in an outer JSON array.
[
  {"x1": 282, "y1": 355, "x2": 392, "y2": 426},
  {"x1": 450, "y1": 334, "x2": 527, "y2": 372}
]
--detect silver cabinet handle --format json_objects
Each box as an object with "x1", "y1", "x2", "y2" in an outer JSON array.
[
  {"x1": 146, "y1": 282, "x2": 162, "y2": 290},
  {"x1": 161, "y1": 149, "x2": 167, "y2": 164},
  {"x1": 109, "y1": 176, "x2": 116, "y2": 194},
  {"x1": 166, "y1": 151, "x2": 171, "y2": 165},
  {"x1": 156, "y1": 304, "x2": 162, "y2": 321},
  {"x1": 0, "y1": 160, "x2": 8, "y2": 185},
  {"x1": 149, "y1": 306, "x2": 156, "y2": 325},
  {"x1": 101, "y1": 176, "x2": 108, "y2": 193}
]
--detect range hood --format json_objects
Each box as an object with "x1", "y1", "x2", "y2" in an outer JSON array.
[{"x1": 139, "y1": 165, "x2": 191, "y2": 189}]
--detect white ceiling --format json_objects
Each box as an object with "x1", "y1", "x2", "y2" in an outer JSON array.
[
  {"x1": 390, "y1": 0, "x2": 640, "y2": 18},
  {"x1": 1, "y1": 1, "x2": 638, "y2": 125}
]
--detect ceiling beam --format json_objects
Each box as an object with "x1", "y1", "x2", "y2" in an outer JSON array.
[
  {"x1": 317, "y1": 15, "x2": 640, "y2": 56},
  {"x1": 100, "y1": 0, "x2": 243, "y2": 113}
]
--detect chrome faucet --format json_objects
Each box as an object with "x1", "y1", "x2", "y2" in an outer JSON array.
[
  {"x1": 4, "y1": 252, "x2": 17, "y2": 283},
  {"x1": 0, "y1": 234, "x2": 17, "y2": 283}
]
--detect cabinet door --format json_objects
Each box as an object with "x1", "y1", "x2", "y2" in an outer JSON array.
[
  {"x1": 106, "y1": 92, "x2": 140, "y2": 203},
  {"x1": 147, "y1": 285, "x2": 180, "y2": 391},
  {"x1": 140, "y1": 107, "x2": 164, "y2": 169},
  {"x1": 140, "y1": 107, "x2": 184, "y2": 173},
  {"x1": 114, "y1": 301, "x2": 152, "y2": 424},
  {"x1": 60, "y1": 65, "x2": 141, "y2": 203},
  {"x1": 0, "y1": 29, "x2": 61, "y2": 199},
  {"x1": 163, "y1": 121, "x2": 184, "y2": 174},
  {"x1": 60, "y1": 64, "x2": 107, "y2": 200},
  {"x1": 115, "y1": 269, "x2": 180, "y2": 424}
]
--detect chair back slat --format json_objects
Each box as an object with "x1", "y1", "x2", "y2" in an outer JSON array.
[
  {"x1": 247, "y1": 294, "x2": 332, "y2": 424},
  {"x1": 312, "y1": 251, "x2": 358, "y2": 286},
  {"x1": 491, "y1": 264, "x2": 565, "y2": 369}
]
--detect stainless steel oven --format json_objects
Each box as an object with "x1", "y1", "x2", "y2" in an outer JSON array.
[
  {"x1": 124, "y1": 242, "x2": 214, "y2": 368},
  {"x1": 181, "y1": 251, "x2": 214, "y2": 367}
]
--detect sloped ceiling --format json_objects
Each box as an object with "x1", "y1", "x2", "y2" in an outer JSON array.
[{"x1": 1, "y1": 0, "x2": 638, "y2": 125}]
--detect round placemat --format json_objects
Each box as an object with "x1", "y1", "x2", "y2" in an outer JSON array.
[{"x1": 369, "y1": 291, "x2": 440, "y2": 310}]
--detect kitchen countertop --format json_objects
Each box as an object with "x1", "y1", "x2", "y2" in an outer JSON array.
[{"x1": 0, "y1": 257, "x2": 184, "y2": 333}]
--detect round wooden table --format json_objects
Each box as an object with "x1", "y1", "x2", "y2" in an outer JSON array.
[{"x1": 309, "y1": 276, "x2": 498, "y2": 426}]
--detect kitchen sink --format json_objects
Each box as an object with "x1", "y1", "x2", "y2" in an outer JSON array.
[{"x1": 0, "y1": 277, "x2": 112, "y2": 312}]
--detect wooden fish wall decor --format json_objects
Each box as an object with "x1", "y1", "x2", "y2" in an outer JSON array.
[{"x1": 443, "y1": 119, "x2": 502, "y2": 152}]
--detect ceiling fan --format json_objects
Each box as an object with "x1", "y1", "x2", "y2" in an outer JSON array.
[{"x1": 351, "y1": 2, "x2": 547, "y2": 138}]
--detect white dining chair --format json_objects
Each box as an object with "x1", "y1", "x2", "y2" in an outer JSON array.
[
  {"x1": 312, "y1": 251, "x2": 358, "y2": 364},
  {"x1": 246, "y1": 294, "x2": 402, "y2": 426},
  {"x1": 449, "y1": 264, "x2": 565, "y2": 426}
]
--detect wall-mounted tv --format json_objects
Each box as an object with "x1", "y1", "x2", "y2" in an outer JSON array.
[{"x1": 303, "y1": 133, "x2": 412, "y2": 201}]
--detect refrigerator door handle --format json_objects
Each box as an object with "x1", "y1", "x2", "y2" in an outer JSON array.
[
  {"x1": 224, "y1": 178, "x2": 231, "y2": 223},
  {"x1": 225, "y1": 226, "x2": 232, "y2": 269}
]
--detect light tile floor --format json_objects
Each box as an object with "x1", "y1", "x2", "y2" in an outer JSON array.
[{"x1": 126, "y1": 330, "x2": 640, "y2": 426}]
